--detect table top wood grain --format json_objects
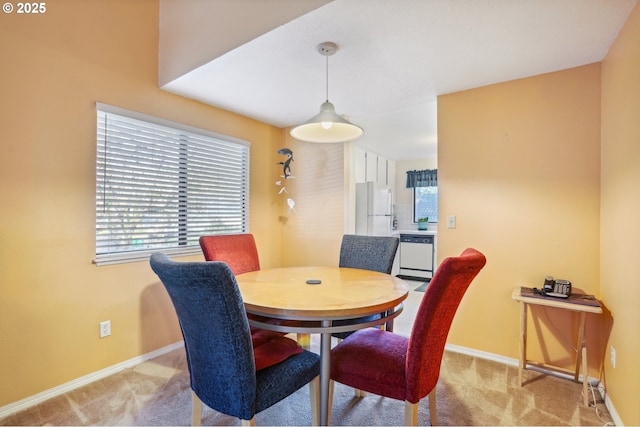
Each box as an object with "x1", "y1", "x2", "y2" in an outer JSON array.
[{"x1": 236, "y1": 266, "x2": 409, "y2": 320}]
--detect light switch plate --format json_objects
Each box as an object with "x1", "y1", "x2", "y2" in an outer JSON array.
[{"x1": 447, "y1": 215, "x2": 456, "y2": 229}]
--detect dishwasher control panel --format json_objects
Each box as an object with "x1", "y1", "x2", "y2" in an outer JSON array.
[{"x1": 400, "y1": 234, "x2": 434, "y2": 244}]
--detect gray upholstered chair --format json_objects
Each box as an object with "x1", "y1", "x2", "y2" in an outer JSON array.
[
  {"x1": 150, "y1": 253, "x2": 320, "y2": 426},
  {"x1": 333, "y1": 234, "x2": 400, "y2": 339},
  {"x1": 339, "y1": 234, "x2": 399, "y2": 274}
]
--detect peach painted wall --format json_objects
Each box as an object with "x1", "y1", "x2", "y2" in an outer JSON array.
[
  {"x1": 600, "y1": 3, "x2": 640, "y2": 425},
  {"x1": 0, "y1": 0, "x2": 284, "y2": 408},
  {"x1": 437, "y1": 65, "x2": 603, "y2": 374},
  {"x1": 279, "y1": 135, "x2": 346, "y2": 267}
]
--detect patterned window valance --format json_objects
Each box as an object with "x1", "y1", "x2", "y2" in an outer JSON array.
[{"x1": 406, "y1": 169, "x2": 437, "y2": 188}]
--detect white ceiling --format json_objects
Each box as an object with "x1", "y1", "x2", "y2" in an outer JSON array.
[{"x1": 161, "y1": 0, "x2": 636, "y2": 161}]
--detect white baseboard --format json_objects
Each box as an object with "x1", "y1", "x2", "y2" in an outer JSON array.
[
  {"x1": 597, "y1": 382, "x2": 624, "y2": 426},
  {"x1": 0, "y1": 341, "x2": 184, "y2": 420},
  {"x1": 445, "y1": 343, "x2": 621, "y2": 426},
  {"x1": 445, "y1": 343, "x2": 520, "y2": 367},
  {"x1": 446, "y1": 342, "x2": 599, "y2": 383}
]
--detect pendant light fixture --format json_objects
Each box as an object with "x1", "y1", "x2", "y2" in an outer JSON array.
[{"x1": 290, "y1": 42, "x2": 363, "y2": 143}]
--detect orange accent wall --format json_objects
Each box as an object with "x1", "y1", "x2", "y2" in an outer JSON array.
[
  {"x1": 439, "y1": 4, "x2": 640, "y2": 417},
  {"x1": 600, "y1": 3, "x2": 640, "y2": 425},
  {"x1": 0, "y1": 0, "x2": 284, "y2": 407},
  {"x1": 438, "y1": 64, "x2": 603, "y2": 375}
]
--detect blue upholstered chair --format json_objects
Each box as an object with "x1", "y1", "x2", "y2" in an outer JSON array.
[
  {"x1": 333, "y1": 234, "x2": 400, "y2": 339},
  {"x1": 330, "y1": 248, "x2": 486, "y2": 426},
  {"x1": 149, "y1": 253, "x2": 320, "y2": 426}
]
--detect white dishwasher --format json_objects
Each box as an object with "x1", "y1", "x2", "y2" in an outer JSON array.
[{"x1": 398, "y1": 234, "x2": 434, "y2": 280}]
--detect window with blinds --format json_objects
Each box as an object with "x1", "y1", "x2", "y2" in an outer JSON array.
[{"x1": 95, "y1": 104, "x2": 250, "y2": 266}]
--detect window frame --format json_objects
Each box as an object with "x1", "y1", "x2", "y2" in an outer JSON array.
[{"x1": 94, "y1": 103, "x2": 250, "y2": 266}]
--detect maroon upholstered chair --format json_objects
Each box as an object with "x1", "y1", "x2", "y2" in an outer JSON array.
[
  {"x1": 199, "y1": 233, "x2": 260, "y2": 275},
  {"x1": 330, "y1": 248, "x2": 486, "y2": 426}
]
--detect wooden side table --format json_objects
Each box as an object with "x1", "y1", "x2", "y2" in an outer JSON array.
[{"x1": 511, "y1": 287, "x2": 602, "y2": 406}]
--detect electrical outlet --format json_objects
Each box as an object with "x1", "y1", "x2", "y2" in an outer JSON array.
[
  {"x1": 100, "y1": 320, "x2": 111, "y2": 338},
  {"x1": 610, "y1": 345, "x2": 616, "y2": 368}
]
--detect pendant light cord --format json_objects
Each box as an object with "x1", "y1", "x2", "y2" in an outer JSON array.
[{"x1": 325, "y1": 54, "x2": 329, "y2": 102}]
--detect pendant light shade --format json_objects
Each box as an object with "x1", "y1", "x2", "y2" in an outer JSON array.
[
  {"x1": 290, "y1": 42, "x2": 363, "y2": 143},
  {"x1": 290, "y1": 101, "x2": 363, "y2": 143}
]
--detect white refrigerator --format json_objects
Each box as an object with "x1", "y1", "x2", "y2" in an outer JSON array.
[{"x1": 355, "y1": 182, "x2": 393, "y2": 236}]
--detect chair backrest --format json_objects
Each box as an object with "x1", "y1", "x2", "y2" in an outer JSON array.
[
  {"x1": 149, "y1": 253, "x2": 257, "y2": 419},
  {"x1": 199, "y1": 233, "x2": 260, "y2": 275},
  {"x1": 405, "y1": 248, "x2": 486, "y2": 402},
  {"x1": 339, "y1": 234, "x2": 399, "y2": 274}
]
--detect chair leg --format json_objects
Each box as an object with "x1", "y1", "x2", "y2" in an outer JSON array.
[
  {"x1": 402, "y1": 388, "x2": 438, "y2": 425},
  {"x1": 384, "y1": 310, "x2": 394, "y2": 332},
  {"x1": 310, "y1": 376, "x2": 320, "y2": 426},
  {"x1": 191, "y1": 391, "x2": 202, "y2": 426},
  {"x1": 404, "y1": 401, "x2": 418, "y2": 426},
  {"x1": 354, "y1": 388, "x2": 367, "y2": 397},
  {"x1": 328, "y1": 379, "x2": 335, "y2": 426},
  {"x1": 428, "y1": 388, "x2": 437, "y2": 426},
  {"x1": 241, "y1": 418, "x2": 256, "y2": 426},
  {"x1": 297, "y1": 333, "x2": 311, "y2": 349}
]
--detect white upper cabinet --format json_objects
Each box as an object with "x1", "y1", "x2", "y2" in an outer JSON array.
[
  {"x1": 354, "y1": 145, "x2": 367, "y2": 183},
  {"x1": 353, "y1": 145, "x2": 395, "y2": 189},
  {"x1": 366, "y1": 151, "x2": 378, "y2": 183},
  {"x1": 387, "y1": 158, "x2": 396, "y2": 190}
]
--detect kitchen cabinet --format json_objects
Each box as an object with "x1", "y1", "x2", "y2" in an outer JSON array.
[
  {"x1": 366, "y1": 151, "x2": 378, "y2": 182},
  {"x1": 351, "y1": 144, "x2": 396, "y2": 191},
  {"x1": 386, "y1": 157, "x2": 396, "y2": 189},
  {"x1": 366, "y1": 152, "x2": 394, "y2": 186},
  {"x1": 354, "y1": 145, "x2": 367, "y2": 183},
  {"x1": 375, "y1": 153, "x2": 395, "y2": 190},
  {"x1": 376, "y1": 155, "x2": 388, "y2": 185}
]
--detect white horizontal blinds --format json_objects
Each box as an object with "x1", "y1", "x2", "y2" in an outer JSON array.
[{"x1": 96, "y1": 108, "x2": 249, "y2": 265}]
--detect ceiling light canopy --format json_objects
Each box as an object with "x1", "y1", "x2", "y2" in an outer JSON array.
[{"x1": 290, "y1": 42, "x2": 363, "y2": 143}]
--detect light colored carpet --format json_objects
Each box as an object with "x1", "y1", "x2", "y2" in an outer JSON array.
[
  {"x1": 0, "y1": 346, "x2": 613, "y2": 426},
  {"x1": 0, "y1": 288, "x2": 613, "y2": 426}
]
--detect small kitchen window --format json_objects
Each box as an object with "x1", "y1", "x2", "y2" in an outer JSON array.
[
  {"x1": 406, "y1": 169, "x2": 438, "y2": 223},
  {"x1": 414, "y1": 186, "x2": 438, "y2": 223}
]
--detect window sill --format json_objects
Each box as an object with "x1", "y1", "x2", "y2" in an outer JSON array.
[{"x1": 93, "y1": 246, "x2": 202, "y2": 266}]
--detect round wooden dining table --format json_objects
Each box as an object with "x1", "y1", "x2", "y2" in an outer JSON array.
[{"x1": 235, "y1": 266, "x2": 409, "y2": 426}]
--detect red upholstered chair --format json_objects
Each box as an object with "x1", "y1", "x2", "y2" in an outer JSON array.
[
  {"x1": 330, "y1": 248, "x2": 486, "y2": 426},
  {"x1": 199, "y1": 233, "x2": 307, "y2": 344},
  {"x1": 199, "y1": 233, "x2": 260, "y2": 275}
]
